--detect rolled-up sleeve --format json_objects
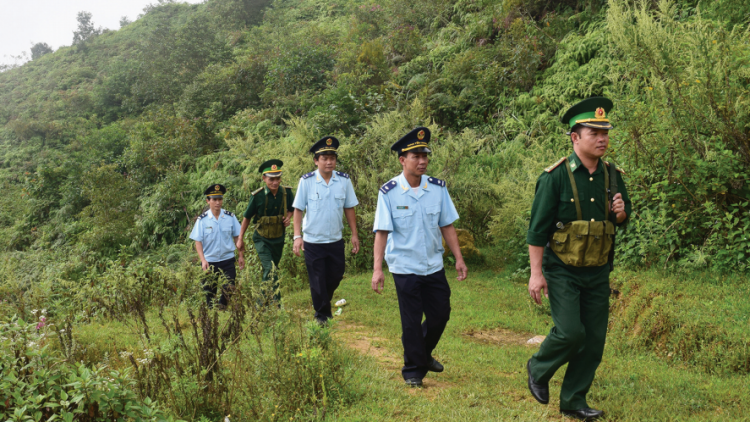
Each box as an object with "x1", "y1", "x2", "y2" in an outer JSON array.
[
  {"x1": 527, "y1": 173, "x2": 557, "y2": 247},
  {"x1": 438, "y1": 187, "x2": 459, "y2": 227},
  {"x1": 372, "y1": 191, "x2": 393, "y2": 233}
]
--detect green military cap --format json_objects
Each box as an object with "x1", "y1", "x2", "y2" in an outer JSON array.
[
  {"x1": 259, "y1": 159, "x2": 283, "y2": 177},
  {"x1": 204, "y1": 183, "x2": 226, "y2": 198},
  {"x1": 561, "y1": 97, "x2": 614, "y2": 131}
]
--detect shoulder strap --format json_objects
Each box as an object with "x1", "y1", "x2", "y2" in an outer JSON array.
[
  {"x1": 279, "y1": 186, "x2": 287, "y2": 217},
  {"x1": 603, "y1": 160, "x2": 610, "y2": 222},
  {"x1": 263, "y1": 189, "x2": 269, "y2": 216},
  {"x1": 563, "y1": 158, "x2": 582, "y2": 221},
  {"x1": 608, "y1": 160, "x2": 618, "y2": 223}
]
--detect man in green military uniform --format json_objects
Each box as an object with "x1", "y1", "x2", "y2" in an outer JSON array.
[
  {"x1": 236, "y1": 159, "x2": 295, "y2": 302},
  {"x1": 526, "y1": 97, "x2": 632, "y2": 421}
]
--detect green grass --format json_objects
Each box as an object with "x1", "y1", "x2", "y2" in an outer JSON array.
[
  {"x1": 58, "y1": 260, "x2": 750, "y2": 421},
  {"x1": 278, "y1": 265, "x2": 750, "y2": 421}
]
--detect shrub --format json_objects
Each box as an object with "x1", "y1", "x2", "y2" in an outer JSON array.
[{"x1": 0, "y1": 315, "x2": 178, "y2": 421}]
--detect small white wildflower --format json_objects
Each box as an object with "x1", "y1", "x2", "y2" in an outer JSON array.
[
  {"x1": 60, "y1": 329, "x2": 66, "y2": 333},
  {"x1": 41, "y1": 309, "x2": 47, "y2": 315},
  {"x1": 32, "y1": 309, "x2": 39, "y2": 315}
]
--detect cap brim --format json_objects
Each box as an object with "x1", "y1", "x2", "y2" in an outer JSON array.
[
  {"x1": 207, "y1": 194, "x2": 224, "y2": 198},
  {"x1": 401, "y1": 147, "x2": 431, "y2": 154},
  {"x1": 579, "y1": 122, "x2": 614, "y2": 130},
  {"x1": 264, "y1": 172, "x2": 282, "y2": 178}
]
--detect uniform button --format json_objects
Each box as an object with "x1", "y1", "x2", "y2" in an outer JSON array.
[
  {"x1": 590, "y1": 198, "x2": 595, "y2": 202},
  {"x1": 591, "y1": 218, "x2": 595, "y2": 222},
  {"x1": 570, "y1": 198, "x2": 574, "y2": 202},
  {"x1": 589, "y1": 177, "x2": 593, "y2": 182}
]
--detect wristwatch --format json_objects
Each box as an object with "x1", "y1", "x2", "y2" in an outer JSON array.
[{"x1": 293, "y1": 235, "x2": 302, "y2": 240}]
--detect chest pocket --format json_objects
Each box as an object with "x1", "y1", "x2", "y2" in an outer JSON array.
[
  {"x1": 334, "y1": 193, "x2": 346, "y2": 207},
  {"x1": 392, "y1": 208, "x2": 414, "y2": 230},
  {"x1": 221, "y1": 225, "x2": 232, "y2": 240},
  {"x1": 425, "y1": 204, "x2": 440, "y2": 227},
  {"x1": 308, "y1": 194, "x2": 321, "y2": 211},
  {"x1": 203, "y1": 224, "x2": 217, "y2": 238}
]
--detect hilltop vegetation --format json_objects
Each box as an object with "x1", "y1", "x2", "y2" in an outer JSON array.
[{"x1": 1, "y1": 0, "x2": 749, "y2": 420}]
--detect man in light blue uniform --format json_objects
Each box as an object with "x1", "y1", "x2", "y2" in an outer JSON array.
[
  {"x1": 292, "y1": 136, "x2": 360, "y2": 324},
  {"x1": 371, "y1": 127, "x2": 468, "y2": 387},
  {"x1": 190, "y1": 184, "x2": 244, "y2": 308}
]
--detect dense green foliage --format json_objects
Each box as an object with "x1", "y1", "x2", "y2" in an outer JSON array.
[
  {"x1": 2, "y1": 0, "x2": 748, "y2": 274},
  {"x1": 1, "y1": 0, "x2": 749, "y2": 418}
]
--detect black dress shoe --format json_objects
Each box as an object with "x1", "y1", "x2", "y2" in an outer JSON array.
[
  {"x1": 526, "y1": 359, "x2": 549, "y2": 404},
  {"x1": 560, "y1": 408, "x2": 604, "y2": 421},
  {"x1": 404, "y1": 378, "x2": 423, "y2": 387},
  {"x1": 427, "y1": 358, "x2": 444, "y2": 373}
]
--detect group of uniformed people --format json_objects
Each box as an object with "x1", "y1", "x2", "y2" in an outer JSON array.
[{"x1": 188, "y1": 97, "x2": 630, "y2": 421}]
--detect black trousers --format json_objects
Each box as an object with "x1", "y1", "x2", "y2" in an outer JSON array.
[
  {"x1": 303, "y1": 239, "x2": 345, "y2": 321},
  {"x1": 204, "y1": 258, "x2": 236, "y2": 308},
  {"x1": 393, "y1": 269, "x2": 452, "y2": 380}
]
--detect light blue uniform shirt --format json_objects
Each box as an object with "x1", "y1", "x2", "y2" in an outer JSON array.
[
  {"x1": 189, "y1": 209, "x2": 241, "y2": 262},
  {"x1": 292, "y1": 169, "x2": 359, "y2": 244},
  {"x1": 373, "y1": 173, "x2": 459, "y2": 275}
]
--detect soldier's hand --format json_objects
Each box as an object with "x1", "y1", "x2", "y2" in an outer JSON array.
[
  {"x1": 371, "y1": 270, "x2": 385, "y2": 294},
  {"x1": 611, "y1": 193, "x2": 625, "y2": 215},
  {"x1": 283, "y1": 215, "x2": 291, "y2": 227},
  {"x1": 528, "y1": 272, "x2": 548, "y2": 305},
  {"x1": 455, "y1": 259, "x2": 468, "y2": 281},
  {"x1": 351, "y1": 235, "x2": 360, "y2": 254},
  {"x1": 237, "y1": 255, "x2": 245, "y2": 270},
  {"x1": 293, "y1": 237, "x2": 304, "y2": 257},
  {"x1": 235, "y1": 239, "x2": 244, "y2": 250},
  {"x1": 201, "y1": 260, "x2": 209, "y2": 271}
]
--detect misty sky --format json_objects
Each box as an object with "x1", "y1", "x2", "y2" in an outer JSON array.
[{"x1": 0, "y1": 0, "x2": 203, "y2": 66}]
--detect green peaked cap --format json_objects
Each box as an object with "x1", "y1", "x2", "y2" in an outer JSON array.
[
  {"x1": 561, "y1": 97, "x2": 614, "y2": 130},
  {"x1": 259, "y1": 159, "x2": 283, "y2": 176}
]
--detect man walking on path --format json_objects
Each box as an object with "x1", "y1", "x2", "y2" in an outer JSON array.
[
  {"x1": 292, "y1": 136, "x2": 360, "y2": 325},
  {"x1": 371, "y1": 127, "x2": 468, "y2": 387},
  {"x1": 526, "y1": 97, "x2": 631, "y2": 421},
  {"x1": 190, "y1": 184, "x2": 244, "y2": 309},
  {"x1": 236, "y1": 160, "x2": 294, "y2": 303}
]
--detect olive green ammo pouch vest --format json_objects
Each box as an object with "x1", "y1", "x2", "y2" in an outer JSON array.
[
  {"x1": 549, "y1": 158, "x2": 615, "y2": 267},
  {"x1": 255, "y1": 186, "x2": 287, "y2": 239}
]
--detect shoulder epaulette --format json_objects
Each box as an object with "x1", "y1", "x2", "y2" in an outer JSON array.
[
  {"x1": 251, "y1": 187, "x2": 263, "y2": 196},
  {"x1": 302, "y1": 171, "x2": 315, "y2": 179},
  {"x1": 223, "y1": 210, "x2": 235, "y2": 217},
  {"x1": 283, "y1": 185, "x2": 293, "y2": 190},
  {"x1": 427, "y1": 177, "x2": 446, "y2": 188},
  {"x1": 604, "y1": 161, "x2": 626, "y2": 174},
  {"x1": 379, "y1": 180, "x2": 397, "y2": 194},
  {"x1": 197, "y1": 211, "x2": 209, "y2": 220},
  {"x1": 545, "y1": 157, "x2": 567, "y2": 173},
  {"x1": 335, "y1": 171, "x2": 350, "y2": 179}
]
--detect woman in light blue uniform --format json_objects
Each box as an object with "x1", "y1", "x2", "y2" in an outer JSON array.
[{"x1": 190, "y1": 184, "x2": 243, "y2": 308}]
